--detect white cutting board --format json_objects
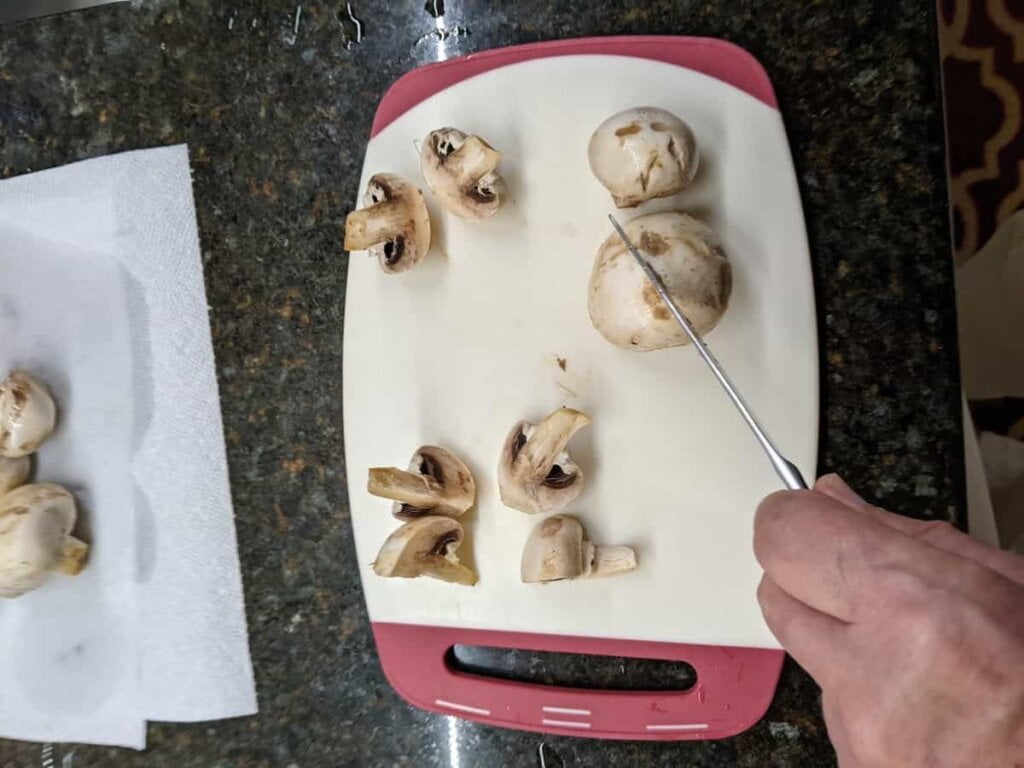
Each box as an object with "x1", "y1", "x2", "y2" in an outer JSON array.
[{"x1": 344, "y1": 50, "x2": 817, "y2": 652}]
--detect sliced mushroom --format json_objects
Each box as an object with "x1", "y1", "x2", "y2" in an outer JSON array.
[
  {"x1": 498, "y1": 407, "x2": 590, "y2": 515},
  {"x1": 0, "y1": 370, "x2": 57, "y2": 458},
  {"x1": 588, "y1": 211, "x2": 732, "y2": 351},
  {"x1": 0, "y1": 483, "x2": 89, "y2": 599},
  {"x1": 420, "y1": 127, "x2": 503, "y2": 220},
  {"x1": 367, "y1": 445, "x2": 476, "y2": 521},
  {"x1": 588, "y1": 107, "x2": 699, "y2": 208},
  {"x1": 521, "y1": 515, "x2": 637, "y2": 583},
  {"x1": 343, "y1": 173, "x2": 432, "y2": 273},
  {"x1": 373, "y1": 515, "x2": 477, "y2": 585},
  {"x1": 0, "y1": 456, "x2": 30, "y2": 494}
]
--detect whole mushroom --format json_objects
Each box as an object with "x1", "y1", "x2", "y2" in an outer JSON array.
[
  {"x1": 588, "y1": 211, "x2": 732, "y2": 351},
  {"x1": 498, "y1": 407, "x2": 590, "y2": 515},
  {"x1": 344, "y1": 173, "x2": 432, "y2": 273},
  {"x1": 367, "y1": 445, "x2": 476, "y2": 521},
  {"x1": 588, "y1": 107, "x2": 698, "y2": 208},
  {"x1": 420, "y1": 128, "x2": 503, "y2": 220},
  {"x1": 521, "y1": 515, "x2": 636, "y2": 583},
  {"x1": 0, "y1": 483, "x2": 89, "y2": 599},
  {"x1": 373, "y1": 515, "x2": 477, "y2": 585},
  {"x1": 0, "y1": 370, "x2": 57, "y2": 458}
]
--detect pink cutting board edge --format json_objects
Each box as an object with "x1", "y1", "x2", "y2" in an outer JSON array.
[{"x1": 363, "y1": 36, "x2": 786, "y2": 741}]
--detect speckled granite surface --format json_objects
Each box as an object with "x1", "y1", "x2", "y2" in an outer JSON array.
[{"x1": 0, "y1": 1, "x2": 959, "y2": 766}]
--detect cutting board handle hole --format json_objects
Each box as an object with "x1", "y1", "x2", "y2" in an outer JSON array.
[{"x1": 447, "y1": 644, "x2": 698, "y2": 692}]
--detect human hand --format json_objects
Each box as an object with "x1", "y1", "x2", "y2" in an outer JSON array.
[{"x1": 754, "y1": 473, "x2": 1024, "y2": 768}]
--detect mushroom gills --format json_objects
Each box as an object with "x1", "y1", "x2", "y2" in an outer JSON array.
[
  {"x1": 373, "y1": 515, "x2": 477, "y2": 585},
  {"x1": 0, "y1": 370, "x2": 57, "y2": 458},
  {"x1": 367, "y1": 445, "x2": 476, "y2": 520},
  {"x1": 420, "y1": 127, "x2": 503, "y2": 220},
  {"x1": 0, "y1": 483, "x2": 89, "y2": 599},
  {"x1": 498, "y1": 408, "x2": 590, "y2": 515},
  {"x1": 521, "y1": 515, "x2": 637, "y2": 583},
  {"x1": 343, "y1": 173, "x2": 432, "y2": 273}
]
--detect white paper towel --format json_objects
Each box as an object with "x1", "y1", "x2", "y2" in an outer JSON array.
[{"x1": 0, "y1": 145, "x2": 257, "y2": 748}]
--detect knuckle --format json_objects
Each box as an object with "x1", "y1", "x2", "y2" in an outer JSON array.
[{"x1": 754, "y1": 491, "x2": 803, "y2": 551}]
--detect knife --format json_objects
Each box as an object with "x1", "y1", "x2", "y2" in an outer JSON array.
[{"x1": 608, "y1": 214, "x2": 809, "y2": 491}]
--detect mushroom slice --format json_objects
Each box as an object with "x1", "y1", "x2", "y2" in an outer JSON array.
[
  {"x1": 344, "y1": 173, "x2": 432, "y2": 273},
  {"x1": 588, "y1": 211, "x2": 732, "y2": 351},
  {"x1": 498, "y1": 407, "x2": 590, "y2": 515},
  {"x1": 367, "y1": 445, "x2": 476, "y2": 521},
  {"x1": 373, "y1": 515, "x2": 477, "y2": 585},
  {"x1": 588, "y1": 107, "x2": 698, "y2": 208},
  {"x1": 0, "y1": 370, "x2": 57, "y2": 458},
  {"x1": 0, "y1": 456, "x2": 30, "y2": 494},
  {"x1": 0, "y1": 483, "x2": 89, "y2": 599},
  {"x1": 420, "y1": 128, "x2": 503, "y2": 220},
  {"x1": 521, "y1": 515, "x2": 637, "y2": 583}
]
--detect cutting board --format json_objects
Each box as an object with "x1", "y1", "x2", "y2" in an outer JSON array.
[{"x1": 343, "y1": 36, "x2": 818, "y2": 740}]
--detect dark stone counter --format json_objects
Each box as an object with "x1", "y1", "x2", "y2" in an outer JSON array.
[{"x1": 0, "y1": 1, "x2": 959, "y2": 766}]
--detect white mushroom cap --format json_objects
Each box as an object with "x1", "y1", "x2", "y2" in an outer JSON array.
[
  {"x1": 344, "y1": 173, "x2": 432, "y2": 273},
  {"x1": 588, "y1": 211, "x2": 732, "y2": 351},
  {"x1": 521, "y1": 515, "x2": 637, "y2": 583},
  {"x1": 367, "y1": 445, "x2": 476, "y2": 521},
  {"x1": 0, "y1": 370, "x2": 57, "y2": 458},
  {"x1": 588, "y1": 107, "x2": 698, "y2": 208},
  {"x1": 373, "y1": 515, "x2": 477, "y2": 585},
  {"x1": 498, "y1": 408, "x2": 590, "y2": 515},
  {"x1": 420, "y1": 128, "x2": 503, "y2": 220},
  {"x1": 0, "y1": 456, "x2": 30, "y2": 495},
  {"x1": 0, "y1": 483, "x2": 88, "y2": 599}
]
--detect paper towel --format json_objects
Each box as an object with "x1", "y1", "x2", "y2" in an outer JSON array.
[{"x1": 0, "y1": 145, "x2": 257, "y2": 748}]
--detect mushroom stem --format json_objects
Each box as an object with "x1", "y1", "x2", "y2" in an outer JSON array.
[
  {"x1": 343, "y1": 199, "x2": 412, "y2": 251},
  {"x1": 589, "y1": 545, "x2": 637, "y2": 577},
  {"x1": 447, "y1": 135, "x2": 501, "y2": 186},
  {"x1": 56, "y1": 536, "x2": 89, "y2": 576},
  {"x1": 367, "y1": 467, "x2": 442, "y2": 507},
  {"x1": 521, "y1": 408, "x2": 591, "y2": 476}
]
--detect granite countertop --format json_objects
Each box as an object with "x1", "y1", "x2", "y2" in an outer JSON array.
[{"x1": 0, "y1": 1, "x2": 960, "y2": 766}]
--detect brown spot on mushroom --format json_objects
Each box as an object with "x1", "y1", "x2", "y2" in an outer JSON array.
[
  {"x1": 639, "y1": 231, "x2": 669, "y2": 256},
  {"x1": 556, "y1": 356, "x2": 567, "y2": 371},
  {"x1": 642, "y1": 281, "x2": 671, "y2": 321},
  {"x1": 650, "y1": 121, "x2": 670, "y2": 131},
  {"x1": 0, "y1": 506, "x2": 30, "y2": 517},
  {"x1": 637, "y1": 153, "x2": 658, "y2": 192},
  {"x1": 614, "y1": 123, "x2": 642, "y2": 137}
]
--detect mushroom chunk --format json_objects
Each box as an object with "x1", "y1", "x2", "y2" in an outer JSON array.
[
  {"x1": 521, "y1": 515, "x2": 636, "y2": 583},
  {"x1": 367, "y1": 445, "x2": 476, "y2": 521},
  {"x1": 373, "y1": 515, "x2": 477, "y2": 585},
  {"x1": 420, "y1": 128, "x2": 503, "y2": 220},
  {"x1": 0, "y1": 456, "x2": 30, "y2": 494},
  {"x1": 344, "y1": 173, "x2": 432, "y2": 273},
  {"x1": 0, "y1": 483, "x2": 89, "y2": 599},
  {"x1": 588, "y1": 107, "x2": 698, "y2": 208},
  {"x1": 498, "y1": 407, "x2": 590, "y2": 515},
  {"x1": 0, "y1": 370, "x2": 57, "y2": 458},
  {"x1": 588, "y1": 211, "x2": 732, "y2": 351}
]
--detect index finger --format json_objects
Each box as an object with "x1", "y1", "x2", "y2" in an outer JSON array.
[{"x1": 753, "y1": 489, "x2": 960, "y2": 622}]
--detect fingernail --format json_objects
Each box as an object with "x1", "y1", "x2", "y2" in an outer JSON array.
[{"x1": 815, "y1": 473, "x2": 868, "y2": 508}]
